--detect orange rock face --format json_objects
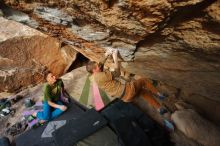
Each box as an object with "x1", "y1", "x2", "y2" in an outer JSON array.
[
  {"x1": 0, "y1": 17, "x2": 77, "y2": 92},
  {"x1": 1, "y1": 0, "x2": 220, "y2": 123}
]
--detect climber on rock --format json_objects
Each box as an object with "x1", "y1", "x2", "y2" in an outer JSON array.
[
  {"x1": 86, "y1": 48, "x2": 167, "y2": 115},
  {"x1": 86, "y1": 48, "x2": 174, "y2": 130},
  {"x1": 32, "y1": 72, "x2": 69, "y2": 124}
]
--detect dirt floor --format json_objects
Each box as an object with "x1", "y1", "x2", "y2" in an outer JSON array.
[
  {"x1": 0, "y1": 67, "x2": 216, "y2": 146},
  {"x1": 0, "y1": 76, "x2": 180, "y2": 143},
  {"x1": 0, "y1": 84, "x2": 43, "y2": 143}
]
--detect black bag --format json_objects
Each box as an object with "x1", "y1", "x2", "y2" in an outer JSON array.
[{"x1": 0, "y1": 137, "x2": 10, "y2": 146}]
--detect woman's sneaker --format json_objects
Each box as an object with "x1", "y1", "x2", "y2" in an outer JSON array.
[
  {"x1": 28, "y1": 119, "x2": 43, "y2": 128},
  {"x1": 27, "y1": 115, "x2": 35, "y2": 122}
]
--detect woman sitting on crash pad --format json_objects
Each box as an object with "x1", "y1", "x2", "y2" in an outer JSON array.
[{"x1": 32, "y1": 72, "x2": 68, "y2": 123}]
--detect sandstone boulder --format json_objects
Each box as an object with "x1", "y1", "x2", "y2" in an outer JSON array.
[
  {"x1": 0, "y1": 17, "x2": 77, "y2": 92},
  {"x1": 2, "y1": 0, "x2": 220, "y2": 125},
  {"x1": 172, "y1": 108, "x2": 220, "y2": 146}
]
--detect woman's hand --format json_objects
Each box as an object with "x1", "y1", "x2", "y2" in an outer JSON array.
[
  {"x1": 63, "y1": 97, "x2": 69, "y2": 103},
  {"x1": 48, "y1": 101, "x2": 67, "y2": 111},
  {"x1": 59, "y1": 105, "x2": 67, "y2": 111}
]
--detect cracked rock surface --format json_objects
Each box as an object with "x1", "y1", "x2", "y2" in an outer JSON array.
[{"x1": 0, "y1": 0, "x2": 220, "y2": 124}]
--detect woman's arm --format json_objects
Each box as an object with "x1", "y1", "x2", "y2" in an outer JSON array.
[
  {"x1": 48, "y1": 100, "x2": 61, "y2": 108},
  {"x1": 48, "y1": 100, "x2": 67, "y2": 111},
  {"x1": 59, "y1": 80, "x2": 70, "y2": 103}
]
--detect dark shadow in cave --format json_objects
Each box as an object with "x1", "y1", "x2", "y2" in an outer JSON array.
[{"x1": 67, "y1": 53, "x2": 89, "y2": 72}]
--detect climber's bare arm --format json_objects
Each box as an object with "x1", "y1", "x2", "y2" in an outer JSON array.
[
  {"x1": 111, "y1": 50, "x2": 121, "y2": 77},
  {"x1": 97, "y1": 49, "x2": 113, "y2": 71}
]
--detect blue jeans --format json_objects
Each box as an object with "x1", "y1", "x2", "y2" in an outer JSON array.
[{"x1": 36, "y1": 101, "x2": 64, "y2": 121}]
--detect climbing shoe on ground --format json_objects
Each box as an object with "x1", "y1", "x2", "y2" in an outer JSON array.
[
  {"x1": 0, "y1": 108, "x2": 11, "y2": 117},
  {"x1": 24, "y1": 98, "x2": 35, "y2": 108},
  {"x1": 11, "y1": 95, "x2": 23, "y2": 104},
  {"x1": 0, "y1": 99, "x2": 11, "y2": 111}
]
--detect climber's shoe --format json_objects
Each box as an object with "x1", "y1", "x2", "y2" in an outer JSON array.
[
  {"x1": 163, "y1": 119, "x2": 175, "y2": 131},
  {"x1": 158, "y1": 107, "x2": 168, "y2": 115},
  {"x1": 157, "y1": 92, "x2": 166, "y2": 100}
]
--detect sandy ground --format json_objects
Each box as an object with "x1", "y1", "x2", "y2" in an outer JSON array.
[{"x1": 0, "y1": 84, "x2": 43, "y2": 143}]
